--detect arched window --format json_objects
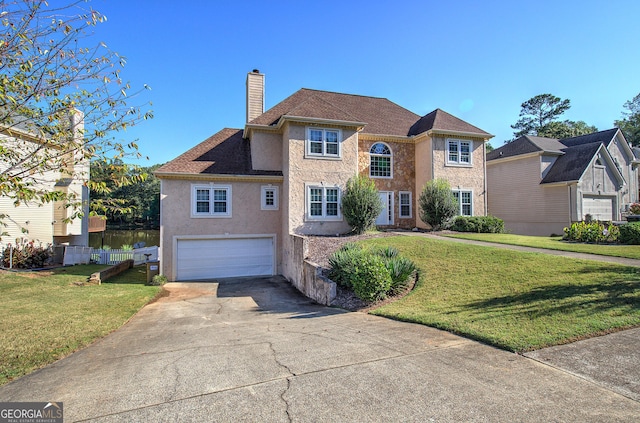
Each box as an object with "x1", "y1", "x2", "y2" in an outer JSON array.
[{"x1": 370, "y1": 143, "x2": 392, "y2": 178}]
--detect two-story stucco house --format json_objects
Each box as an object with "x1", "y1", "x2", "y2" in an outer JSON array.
[
  {"x1": 487, "y1": 128, "x2": 639, "y2": 236},
  {"x1": 155, "y1": 71, "x2": 492, "y2": 281},
  {"x1": 0, "y1": 111, "x2": 89, "y2": 246}
]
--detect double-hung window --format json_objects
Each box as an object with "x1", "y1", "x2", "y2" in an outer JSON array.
[
  {"x1": 452, "y1": 189, "x2": 472, "y2": 216},
  {"x1": 399, "y1": 191, "x2": 412, "y2": 218},
  {"x1": 307, "y1": 185, "x2": 341, "y2": 220},
  {"x1": 370, "y1": 143, "x2": 392, "y2": 178},
  {"x1": 447, "y1": 139, "x2": 472, "y2": 165},
  {"x1": 307, "y1": 128, "x2": 341, "y2": 158},
  {"x1": 192, "y1": 184, "x2": 232, "y2": 217}
]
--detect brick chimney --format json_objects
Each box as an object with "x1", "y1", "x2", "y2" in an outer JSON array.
[{"x1": 246, "y1": 69, "x2": 264, "y2": 123}]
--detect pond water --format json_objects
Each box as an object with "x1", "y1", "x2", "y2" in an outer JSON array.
[{"x1": 89, "y1": 229, "x2": 160, "y2": 249}]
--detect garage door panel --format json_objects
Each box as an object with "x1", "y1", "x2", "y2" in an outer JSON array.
[
  {"x1": 176, "y1": 237, "x2": 274, "y2": 280},
  {"x1": 583, "y1": 196, "x2": 614, "y2": 221}
]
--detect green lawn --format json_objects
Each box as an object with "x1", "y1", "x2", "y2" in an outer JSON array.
[
  {"x1": 360, "y1": 236, "x2": 640, "y2": 352},
  {"x1": 443, "y1": 232, "x2": 640, "y2": 259},
  {"x1": 0, "y1": 265, "x2": 161, "y2": 385}
]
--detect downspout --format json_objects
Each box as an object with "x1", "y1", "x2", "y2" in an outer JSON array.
[
  {"x1": 483, "y1": 140, "x2": 488, "y2": 216},
  {"x1": 568, "y1": 184, "x2": 572, "y2": 226}
]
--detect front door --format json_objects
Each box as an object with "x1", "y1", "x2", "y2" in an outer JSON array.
[{"x1": 376, "y1": 191, "x2": 394, "y2": 225}]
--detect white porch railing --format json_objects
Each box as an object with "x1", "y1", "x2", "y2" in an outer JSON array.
[{"x1": 91, "y1": 246, "x2": 159, "y2": 265}]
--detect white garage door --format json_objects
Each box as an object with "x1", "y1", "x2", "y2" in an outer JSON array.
[
  {"x1": 176, "y1": 236, "x2": 274, "y2": 280},
  {"x1": 583, "y1": 196, "x2": 614, "y2": 221}
]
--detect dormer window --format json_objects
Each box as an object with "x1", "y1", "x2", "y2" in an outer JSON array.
[{"x1": 306, "y1": 128, "x2": 341, "y2": 158}]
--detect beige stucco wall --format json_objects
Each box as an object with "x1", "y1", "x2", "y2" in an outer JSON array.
[
  {"x1": 358, "y1": 139, "x2": 416, "y2": 228},
  {"x1": 285, "y1": 123, "x2": 357, "y2": 235},
  {"x1": 159, "y1": 178, "x2": 282, "y2": 280},
  {"x1": 487, "y1": 154, "x2": 571, "y2": 236},
  {"x1": 431, "y1": 136, "x2": 487, "y2": 216},
  {"x1": 251, "y1": 131, "x2": 283, "y2": 171}
]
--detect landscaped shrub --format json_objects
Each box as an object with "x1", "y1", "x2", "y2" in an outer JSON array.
[
  {"x1": 2, "y1": 241, "x2": 52, "y2": 269},
  {"x1": 328, "y1": 244, "x2": 365, "y2": 289},
  {"x1": 418, "y1": 179, "x2": 458, "y2": 230},
  {"x1": 328, "y1": 243, "x2": 418, "y2": 300},
  {"x1": 121, "y1": 244, "x2": 134, "y2": 251},
  {"x1": 147, "y1": 274, "x2": 168, "y2": 286},
  {"x1": 341, "y1": 175, "x2": 384, "y2": 234},
  {"x1": 350, "y1": 254, "x2": 392, "y2": 302},
  {"x1": 563, "y1": 221, "x2": 619, "y2": 243},
  {"x1": 451, "y1": 216, "x2": 505, "y2": 233},
  {"x1": 619, "y1": 222, "x2": 640, "y2": 244}
]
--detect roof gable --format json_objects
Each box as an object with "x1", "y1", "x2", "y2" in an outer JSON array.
[
  {"x1": 248, "y1": 89, "x2": 490, "y2": 138},
  {"x1": 487, "y1": 135, "x2": 564, "y2": 161},
  {"x1": 409, "y1": 108, "x2": 491, "y2": 137},
  {"x1": 155, "y1": 128, "x2": 282, "y2": 177}
]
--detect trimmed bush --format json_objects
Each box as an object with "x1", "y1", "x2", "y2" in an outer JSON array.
[
  {"x1": 451, "y1": 216, "x2": 504, "y2": 233},
  {"x1": 563, "y1": 221, "x2": 619, "y2": 243},
  {"x1": 328, "y1": 243, "x2": 418, "y2": 301},
  {"x1": 350, "y1": 254, "x2": 392, "y2": 302},
  {"x1": 341, "y1": 175, "x2": 384, "y2": 234},
  {"x1": 328, "y1": 244, "x2": 365, "y2": 289},
  {"x1": 147, "y1": 274, "x2": 168, "y2": 286},
  {"x1": 619, "y1": 222, "x2": 640, "y2": 244},
  {"x1": 418, "y1": 179, "x2": 458, "y2": 230}
]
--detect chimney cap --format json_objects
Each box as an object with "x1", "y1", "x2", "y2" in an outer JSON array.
[{"x1": 252, "y1": 69, "x2": 260, "y2": 73}]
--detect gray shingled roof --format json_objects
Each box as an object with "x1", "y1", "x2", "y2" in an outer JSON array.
[
  {"x1": 155, "y1": 128, "x2": 282, "y2": 177},
  {"x1": 541, "y1": 142, "x2": 602, "y2": 184},
  {"x1": 560, "y1": 128, "x2": 618, "y2": 148},
  {"x1": 487, "y1": 135, "x2": 565, "y2": 161},
  {"x1": 488, "y1": 128, "x2": 626, "y2": 185}
]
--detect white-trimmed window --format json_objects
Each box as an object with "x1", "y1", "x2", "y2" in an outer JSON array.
[
  {"x1": 261, "y1": 186, "x2": 279, "y2": 210},
  {"x1": 399, "y1": 191, "x2": 412, "y2": 218},
  {"x1": 307, "y1": 128, "x2": 341, "y2": 158},
  {"x1": 370, "y1": 143, "x2": 392, "y2": 178},
  {"x1": 447, "y1": 139, "x2": 472, "y2": 165},
  {"x1": 306, "y1": 184, "x2": 341, "y2": 220},
  {"x1": 452, "y1": 189, "x2": 472, "y2": 216},
  {"x1": 192, "y1": 184, "x2": 232, "y2": 217}
]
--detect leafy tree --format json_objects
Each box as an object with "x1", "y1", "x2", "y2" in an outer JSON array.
[
  {"x1": 341, "y1": 175, "x2": 384, "y2": 234},
  {"x1": 90, "y1": 161, "x2": 160, "y2": 227},
  {"x1": 0, "y1": 1, "x2": 152, "y2": 225},
  {"x1": 510, "y1": 94, "x2": 571, "y2": 139},
  {"x1": 538, "y1": 120, "x2": 598, "y2": 139},
  {"x1": 418, "y1": 179, "x2": 458, "y2": 230},
  {"x1": 615, "y1": 92, "x2": 640, "y2": 146}
]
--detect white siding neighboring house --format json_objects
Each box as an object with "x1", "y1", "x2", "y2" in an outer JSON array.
[
  {"x1": 0, "y1": 112, "x2": 89, "y2": 246},
  {"x1": 487, "y1": 129, "x2": 638, "y2": 236}
]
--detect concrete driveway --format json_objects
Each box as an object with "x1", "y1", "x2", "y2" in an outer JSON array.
[{"x1": 1, "y1": 277, "x2": 638, "y2": 422}]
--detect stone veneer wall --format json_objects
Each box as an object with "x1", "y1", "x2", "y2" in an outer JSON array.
[{"x1": 358, "y1": 139, "x2": 416, "y2": 228}]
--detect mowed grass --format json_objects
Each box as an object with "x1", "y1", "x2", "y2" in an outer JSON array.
[
  {"x1": 360, "y1": 236, "x2": 640, "y2": 352},
  {"x1": 443, "y1": 232, "x2": 640, "y2": 259},
  {"x1": 0, "y1": 265, "x2": 161, "y2": 385}
]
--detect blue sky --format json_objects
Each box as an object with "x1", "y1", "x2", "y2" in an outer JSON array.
[{"x1": 87, "y1": 0, "x2": 640, "y2": 165}]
